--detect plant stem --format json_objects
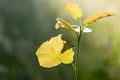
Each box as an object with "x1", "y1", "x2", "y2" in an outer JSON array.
[
  {"x1": 74, "y1": 18, "x2": 83, "y2": 80},
  {"x1": 71, "y1": 63, "x2": 76, "y2": 80}
]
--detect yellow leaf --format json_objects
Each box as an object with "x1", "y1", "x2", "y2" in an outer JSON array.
[
  {"x1": 64, "y1": 2, "x2": 82, "y2": 19},
  {"x1": 56, "y1": 18, "x2": 78, "y2": 32},
  {"x1": 61, "y1": 48, "x2": 74, "y2": 64},
  {"x1": 36, "y1": 34, "x2": 74, "y2": 68},
  {"x1": 84, "y1": 12, "x2": 115, "y2": 25},
  {"x1": 55, "y1": 23, "x2": 61, "y2": 29}
]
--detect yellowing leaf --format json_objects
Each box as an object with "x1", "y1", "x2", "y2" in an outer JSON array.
[
  {"x1": 56, "y1": 18, "x2": 77, "y2": 32},
  {"x1": 55, "y1": 23, "x2": 61, "y2": 29},
  {"x1": 36, "y1": 34, "x2": 74, "y2": 68},
  {"x1": 36, "y1": 34, "x2": 64, "y2": 68},
  {"x1": 64, "y1": 2, "x2": 82, "y2": 19},
  {"x1": 61, "y1": 48, "x2": 74, "y2": 64},
  {"x1": 84, "y1": 12, "x2": 114, "y2": 25}
]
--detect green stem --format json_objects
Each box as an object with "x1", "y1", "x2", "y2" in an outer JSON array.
[
  {"x1": 74, "y1": 18, "x2": 83, "y2": 80},
  {"x1": 71, "y1": 63, "x2": 76, "y2": 80}
]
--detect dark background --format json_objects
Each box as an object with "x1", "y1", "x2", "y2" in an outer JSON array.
[{"x1": 0, "y1": 0, "x2": 120, "y2": 80}]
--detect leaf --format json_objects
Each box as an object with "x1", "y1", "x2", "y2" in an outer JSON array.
[
  {"x1": 71, "y1": 25, "x2": 92, "y2": 33},
  {"x1": 36, "y1": 34, "x2": 64, "y2": 68},
  {"x1": 36, "y1": 34, "x2": 74, "y2": 68},
  {"x1": 71, "y1": 25, "x2": 80, "y2": 32},
  {"x1": 61, "y1": 48, "x2": 74, "y2": 64},
  {"x1": 56, "y1": 18, "x2": 78, "y2": 32},
  {"x1": 84, "y1": 12, "x2": 115, "y2": 25},
  {"x1": 83, "y1": 28, "x2": 92, "y2": 33},
  {"x1": 64, "y1": 2, "x2": 82, "y2": 19},
  {"x1": 55, "y1": 23, "x2": 61, "y2": 29}
]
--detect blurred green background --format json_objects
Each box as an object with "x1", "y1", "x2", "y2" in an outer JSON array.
[{"x1": 0, "y1": 0, "x2": 120, "y2": 80}]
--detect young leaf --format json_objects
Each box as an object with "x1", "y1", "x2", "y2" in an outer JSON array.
[
  {"x1": 83, "y1": 28, "x2": 92, "y2": 33},
  {"x1": 61, "y1": 48, "x2": 74, "y2": 64},
  {"x1": 84, "y1": 12, "x2": 114, "y2": 25},
  {"x1": 64, "y1": 2, "x2": 82, "y2": 19},
  {"x1": 36, "y1": 34, "x2": 74, "y2": 68},
  {"x1": 55, "y1": 23, "x2": 61, "y2": 29},
  {"x1": 56, "y1": 18, "x2": 78, "y2": 32},
  {"x1": 71, "y1": 25, "x2": 92, "y2": 33}
]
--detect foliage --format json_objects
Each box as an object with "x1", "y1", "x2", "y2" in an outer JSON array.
[{"x1": 36, "y1": 2, "x2": 114, "y2": 80}]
